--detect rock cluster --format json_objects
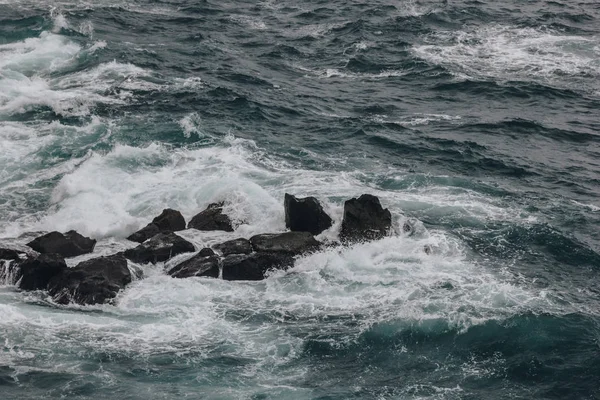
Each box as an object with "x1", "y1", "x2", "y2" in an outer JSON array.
[{"x1": 0, "y1": 193, "x2": 398, "y2": 307}]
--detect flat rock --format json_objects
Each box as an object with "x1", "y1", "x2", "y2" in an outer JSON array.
[
  {"x1": 48, "y1": 254, "x2": 131, "y2": 305},
  {"x1": 284, "y1": 193, "x2": 333, "y2": 235},
  {"x1": 214, "y1": 238, "x2": 252, "y2": 256},
  {"x1": 123, "y1": 232, "x2": 195, "y2": 264},
  {"x1": 127, "y1": 209, "x2": 186, "y2": 243},
  {"x1": 27, "y1": 231, "x2": 96, "y2": 258},
  {"x1": 222, "y1": 253, "x2": 294, "y2": 281},
  {"x1": 16, "y1": 254, "x2": 67, "y2": 291},
  {"x1": 188, "y1": 202, "x2": 233, "y2": 232},
  {"x1": 168, "y1": 255, "x2": 220, "y2": 279},
  {"x1": 250, "y1": 232, "x2": 321, "y2": 255},
  {"x1": 340, "y1": 194, "x2": 392, "y2": 242}
]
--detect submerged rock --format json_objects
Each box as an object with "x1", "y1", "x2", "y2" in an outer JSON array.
[
  {"x1": 188, "y1": 202, "x2": 233, "y2": 232},
  {"x1": 127, "y1": 209, "x2": 186, "y2": 243},
  {"x1": 16, "y1": 254, "x2": 67, "y2": 291},
  {"x1": 168, "y1": 254, "x2": 220, "y2": 279},
  {"x1": 27, "y1": 231, "x2": 96, "y2": 258},
  {"x1": 222, "y1": 253, "x2": 294, "y2": 281},
  {"x1": 284, "y1": 193, "x2": 333, "y2": 235},
  {"x1": 250, "y1": 232, "x2": 321, "y2": 255},
  {"x1": 123, "y1": 232, "x2": 195, "y2": 264},
  {"x1": 340, "y1": 194, "x2": 391, "y2": 242},
  {"x1": 214, "y1": 238, "x2": 252, "y2": 256},
  {"x1": 48, "y1": 254, "x2": 131, "y2": 305}
]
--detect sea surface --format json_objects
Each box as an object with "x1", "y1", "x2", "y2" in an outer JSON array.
[{"x1": 1, "y1": 0, "x2": 600, "y2": 398}]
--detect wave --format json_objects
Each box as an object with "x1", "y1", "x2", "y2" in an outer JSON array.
[{"x1": 412, "y1": 24, "x2": 600, "y2": 93}]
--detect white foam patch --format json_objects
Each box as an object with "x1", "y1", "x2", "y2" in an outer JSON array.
[
  {"x1": 294, "y1": 64, "x2": 409, "y2": 80},
  {"x1": 179, "y1": 112, "x2": 203, "y2": 138},
  {"x1": 0, "y1": 32, "x2": 79, "y2": 75},
  {"x1": 413, "y1": 25, "x2": 600, "y2": 91},
  {"x1": 1, "y1": 131, "x2": 528, "y2": 241},
  {"x1": 369, "y1": 113, "x2": 462, "y2": 127}
]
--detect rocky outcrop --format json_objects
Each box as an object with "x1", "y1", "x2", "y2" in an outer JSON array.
[
  {"x1": 198, "y1": 248, "x2": 216, "y2": 257},
  {"x1": 0, "y1": 248, "x2": 25, "y2": 261},
  {"x1": 168, "y1": 254, "x2": 220, "y2": 279},
  {"x1": 340, "y1": 194, "x2": 391, "y2": 242},
  {"x1": 123, "y1": 232, "x2": 195, "y2": 264},
  {"x1": 222, "y1": 253, "x2": 294, "y2": 281},
  {"x1": 48, "y1": 254, "x2": 131, "y2": 305},
  {"x1": 250, "y1": 232, "x2": 321, "y2": 255},
  {"x1": 284, "y1": 193, "x2": 332, "y2": 235},
  {"x1": 214, "y1": 238, "x2": 252, "y2": 256},
  {"x1": 188, "y1": 202, "x2": 233, "y2": 232},
  {"x1": 27, "y1": 231, "x2": 96, "y2": 258},
  {"x1": 127, "y1": 209, "x2": 186, "y2": 243},
  {"x1": 16, "y1": 254, "x2": 67, "y2": 291}
]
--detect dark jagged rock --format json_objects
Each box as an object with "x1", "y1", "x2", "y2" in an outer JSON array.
[
  {"x1": 198, "y1": 248, "x2": 216, "y2": 257},
  {"x1": 16, "y1": 254, "x2": 67, "y2": 291},
  {"x1": 48, "y1": 254, "x2": 131, "y2": 305},
  {"x1": 127, "y1": 223, "x2": 159, "y2": 244},
  {"x1": 340, "y1": 194, "x2": 392, "y2": 242},
  {"x1": 127, "y1": 209, "x2": 186, "y2": 243},
  {"x1": 284, "y1": 193, "x2": 333, "y2": 235},
  {"x1": 214, "y1": 238, "x2": 252, "y2": 256},
  {"x1": 188, "y1": 202, "x2": 234, "y2": 232},
  {"x1": 222, "y1": 253, "x2": 294, "y2": 281},
  {"x1": 123, "y1": 232, "x2": 195, "y2": 264},
  {"x1": 168, "y1": 255, "x2": 219, "y2": 279},
  {"x1": 250, "y1": 232, "x2": 321, "y2": 255},
  {"x1": 26, "y1": 231, "x2": 96, "y2": 258},
  {"x1": 0, "y1": 248, "x2": 25, "y2": 261}
]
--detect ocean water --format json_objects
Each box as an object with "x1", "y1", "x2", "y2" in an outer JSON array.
[{"x1": 1, "y1": 0, "x2": 599, "y2": 398}]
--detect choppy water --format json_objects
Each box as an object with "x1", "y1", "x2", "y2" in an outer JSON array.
[{"x1": 1, "y1": 0, "x2": 599, "y2": 398}]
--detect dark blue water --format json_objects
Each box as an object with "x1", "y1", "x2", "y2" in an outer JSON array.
[{"x1": 1, "y1": 1, "x2": 599, "y2": 398}]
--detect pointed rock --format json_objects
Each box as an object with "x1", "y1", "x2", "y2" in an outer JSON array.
[
  {"x1": 27, "y1": 231, "x2": 96, "y2": 258},
  {"x1": 188, "y1": 202, "x2": 233, "y2": 232},
  {"x1": 340, "y1": 194, "x2": 392, "y2": 242},
  {"x1": 123, "y1": 232, "x2": 195, "y2": 264},
  {"x1": 198, "y1": 248, "x2": 216, "y2": 257},
  {"x1": 284, "y1": 193, "x2": 333, "y2": 235},
  {"x1": 127, "y1": 209, "x2": 186, "y2": 243},
  {"x1": 214, "y1": 238, "x2": 252, "y2": 256},
  {"x1": 168, "y1": 254, "x2": 220, "y2": 279},
  {"x1": 222, "y1": 253, "x2": 294, "y2": 281},
  {"x1": 250, "y1": 232, "x2": 321, "y2": 255},
  {"x1": 48, "y1": 254, "x2": 131, "y2": 305}
]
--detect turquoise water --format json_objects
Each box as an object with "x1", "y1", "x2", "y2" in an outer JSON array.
[{"x1": 1, "y1": 1, "x2": 599, "y2": 398}]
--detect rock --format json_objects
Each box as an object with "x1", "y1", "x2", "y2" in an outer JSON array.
[
  {"x1": 16, "y1": 254, "x2": 67, "y2": 291},
  {"x1": 222, "y1": 253, "x2": 294, "y2": 281},
  {"x1": 284, "y1": 193, "x2": 333, "y2": 235},
  {"x1": 0, "y1": 248, "x2": 25, "y2": 261},
  {"x1": 26, "y1": 231, "x2": 96, "y2": 258},
  {"x1": 48, "y1": 254, "x2": 131, "y2": 305},
  {"x1": 123, "y1": 232, "x2": 195, "y2": 264},
  {"x1": 168, "y1": 255, "x2": 220, "y2": 279},
  {"x1": 127, "y1": 223, "x2": 160, "y2": 244},
  {"x1": 198, "y1": 248, "x2": 216, "y2": 257},
  {"x1": 250, "y1": 232, "x2": 321, "y2": 255},
  {"x1": 127, "y1": 209, "x2": 186, "y2": 243},
  {"x1": 214, "y1": 238, "x2": 252, "y2": 256},
  {"x1": 340, "y1": 194, "x2": 392, "y2": 242},
  {"x1": 188, "y1": 202, "x2": 233, "y2": 232}
]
